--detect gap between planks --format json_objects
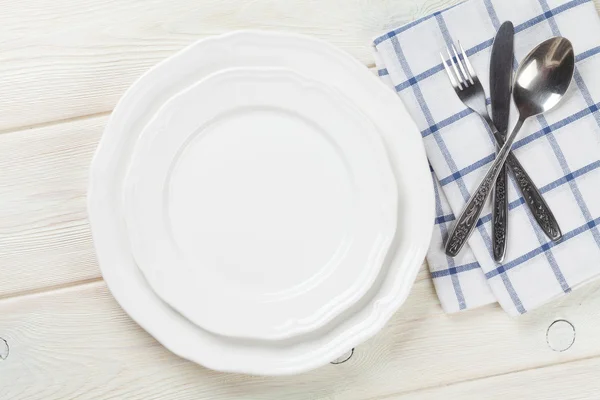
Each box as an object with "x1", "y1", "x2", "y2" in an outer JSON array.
[
  {"x1": 2, "y1": 277, "x2": 598, "y2": 400},
  {"x1": 0, "y1": 67, "x2": 379, "y2": 136},
  {"x1": 0, "y1": 110, "x2": 112, "y2": 137},
  {"x1": 0, "y1": 277, "x2": 104, "y2": 304},
  {"x1": 367, "y1": 352, "x2": 600, "y2": 400}
]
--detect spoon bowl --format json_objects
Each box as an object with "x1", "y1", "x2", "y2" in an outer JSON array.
[
  {"x1": 446, "y1": 37, "x2": 575, "y2": 257},
  {"x1": 514, "y1": 37, "x2": 575, "y2": 119}
]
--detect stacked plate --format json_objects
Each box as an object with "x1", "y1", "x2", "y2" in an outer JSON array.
[{"x1": 88, "y1": 31, "x2": 434, "y2": 376}]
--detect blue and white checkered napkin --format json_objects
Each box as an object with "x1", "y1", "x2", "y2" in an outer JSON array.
[{"x1": 373, "y1": 0, "x2": 600, "y2": 315}]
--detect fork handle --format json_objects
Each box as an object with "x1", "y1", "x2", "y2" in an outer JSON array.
[
  {"x1": 446, "y1": 120, "x2": 524, "y2": 257},
  {"x1": 487, "y1": 123, "x2": 562, "y2": 243}
]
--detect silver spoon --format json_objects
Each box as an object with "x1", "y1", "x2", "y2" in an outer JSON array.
[{"x1": 446, "y1": 37, "x2": 575, "y2": 258}]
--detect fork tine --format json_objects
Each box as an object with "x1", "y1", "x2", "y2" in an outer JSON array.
[
  {"x1": 459, "y1": 41, "x2": 476, "y2": 85},
  {"x1": 446, "y1": 47, "x2": 464, "y2": 90},
  {"x1": 451, "y1": 43, "x2": 471, "y2": 85},
  {"x1": 440, "y1": 52, "x2": 461, "y2": 90}
]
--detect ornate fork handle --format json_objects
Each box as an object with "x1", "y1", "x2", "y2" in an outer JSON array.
[
  {"x1": 446, "y1": 159, "x2": 506, "y2": 257},
  {"x1": 446, "y1": 120, "x2": 524, "y2": 257}
]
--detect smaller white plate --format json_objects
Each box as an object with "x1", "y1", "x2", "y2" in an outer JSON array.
[{"x1": 123, "y1": 67, "x2": 398, "y2": 341}]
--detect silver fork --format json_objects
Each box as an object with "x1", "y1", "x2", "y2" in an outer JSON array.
[{"x1": 440, "y1": 42, "x2": 562, "y2": 259}]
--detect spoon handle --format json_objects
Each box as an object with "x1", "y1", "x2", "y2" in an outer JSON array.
[
  {"x1": 484, "y1": 121, "x2": 563, "y2": 254},
  {"x1": 445, "y1": 119, "x2": 524, "y2": 257},
  {"x1": 508, "y1": 156, "x2": 562, "y2": 241}
]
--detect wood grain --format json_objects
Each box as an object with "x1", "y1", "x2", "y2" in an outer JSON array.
[
  {"x1": 0, "y1": 0, "x2": 467, "y2": 133},
  {"x1": 2, "y1": 275, "x2": 600, "y2": 399},
  {"x1": 0, "y1": 116, "x2": 105, "y2": 298},
  {"x1": 392, "y1": 357, "x2": 600, "y2": 400},
  {"x1": 3, "y1": 0, "x2": 600, "y2": 398}
]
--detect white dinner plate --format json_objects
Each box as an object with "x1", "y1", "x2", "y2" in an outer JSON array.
[
  {"x1": 123, "y1": 67, "x2": 398, "y2": 340},
  {"x1": 88, "y1": 31, "x2": 435, "y2": 375}
]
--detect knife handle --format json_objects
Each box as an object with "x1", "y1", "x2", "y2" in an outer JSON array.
[
  {"x1": 487, "y1": 122, "x2": 563, "y2": 243},
  {"x1": 493, "y1": 163, "x2": 508, "y2": 262}
]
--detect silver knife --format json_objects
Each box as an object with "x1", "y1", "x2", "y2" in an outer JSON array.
[
  {"x1": 490, "y1": 22, "x2": 514, "y2": 262},
  {"x1": 489, "y1": 22, "x2": 563, "y2": 262}
]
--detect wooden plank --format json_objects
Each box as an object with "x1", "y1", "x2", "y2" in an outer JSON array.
[
  {"x1": 1, "y1": 74, "x2": 600, "y2": 398},
  {"x1": 0, "y1": 0, "x2": 467, "y2": 131},
  {"x1": 1, "y1": 273, "x2": 600, "y2": 400},
  {"x1": 392, "y1": 356, "x2": 600, "y2": 400},
  {"x1": 1, "y1": 0, "x2": 600, "y2": 133},
  {"x1": 0, "y1": 108, "x2": 436, "y2": 304},
  {"x1": 3, "y1": 1, "x2": 600, "y2": 398},
  {"x1": 3, "y1": 0, "x2": 600, "y2": 297},
  {"x1": 0, "y1": 116, "x2": 105, "y2": 298}
]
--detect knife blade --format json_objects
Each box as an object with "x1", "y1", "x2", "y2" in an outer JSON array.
[
  {"x1": 490, "y1": 21, "x2": 514, "y2": 262},
  {"x1": 490, "y1": 22, "x2": 514, "y2": 134}
]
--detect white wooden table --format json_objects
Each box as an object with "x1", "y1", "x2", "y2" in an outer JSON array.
[{"x1": 2, "y1": 1, "x2": 600, "y2": 398}]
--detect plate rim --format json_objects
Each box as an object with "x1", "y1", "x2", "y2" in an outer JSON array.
[{"x1": 88, "y1": 30, "x2": 435, "y2": 375}]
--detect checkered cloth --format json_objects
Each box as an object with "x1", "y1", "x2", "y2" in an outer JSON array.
[{"x1": 373, "y1": 0, "x2": 600, "y2": 315}]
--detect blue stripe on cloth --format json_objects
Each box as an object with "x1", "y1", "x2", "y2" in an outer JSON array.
[
  {"x1": 483, "y1": 0, "x2": 521, "y2": 70},
  {"x1": 379, "y1": 0, "x2": 598, "y2": 314},
  {"x1": 431, "y1": 218, "x2": 600, "y2": 279},
  {"x1": 483, "y1": 0, "x2": 502, "y2": 28},
  {"x1": 431, "y1": 262, "x2": 481, "y2": 278},
  {"x1": 435, "y1": 213, "x2": 456, "y2": 225},
  {"x1": 500, "y1": 272, "x2": 526, "y2": 314},
  {"x1": 422, "y1": 98, "x2": 491, "y2": 138},
  {"x1": 433, "y1": 11, "x2": 495, "y2": 257},
  {"x1": 483, "y1": 0, "x2": 538, "y2": 310},
  {"x1": 436, "y1": 103, "x2": 600, "y2": 185},
  {"x1": 543, "y1": 117, "x2": 600, "y2": 251},
  {"x1": 512, "y1": 103, "x2": 600, "y2": 148},
  {"x1": 392, "y1": 31, "x2": 467, "y2": 309},
  {"x1": 461, "y1": 161, "x2": 600, "y2": 230},
  {"x1": 434, "y1": 160, "x2": 600, "y2": 258},
  {"x1": 574, "y1": 64, "x2": 600, "y2": 128},
  {"x1": 431, "y1": 163, "x2": 600, "y2": 304},
  {"x1": 538, "y1": 0, "x2": 600, "y2": 250},
  {"x1": 484, "y1": 0, "x2": 569, "y2": 299},
  {"x1": 432, "y1": 217, "x2": 600, "y2": 289},
  {"x1": 390, "y1": 35, "x2": 470, "y2": 198},
  {"x1": 513, "y1": 0, "x2": 588, "y2": 31},
  {"x1": 504, "y1": 160, "x2": 600, "y2": 213},
  {"x1": 439, "y1": 154, "x2": 495, "y2": 186},
  {"x1": 538, "y1": 160, "x2": 600, "y2": 193},
  {"x1": 395, "y1": 64, "x2": 445, "y2": 92},
  {"x1": 421, "y1": 108, "x2": 474, "y2": 138},
  {"x1": 382, "y1": 0, "x2": 594, "y2": 95},
  {"x1": 528, "y1": 116, "x2": 572, "y2": 294},
  {"x1": 378, "y1": 68, "x2": 389, "y2": 76},
  {"x1": 432, "y1": 171, "x2": 467, "y2": 309},
  {"x1": 420, "y1": 48, "x2": 600, "y2": 139},
  {"x1": 400, "y1": 38, "x2": 600, "y2": 95},
  {"x1": 576, "y1": 45, "x2": 600, "y2": 63},
  {"x1": 435, "y1": 12, "x2": 454, "y2": 48},
  {"x1": 485, "y1": 217, "x2": 600, "y2": 279}
]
